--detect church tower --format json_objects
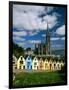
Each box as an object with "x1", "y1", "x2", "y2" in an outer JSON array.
[{"x1": 46, "y1": 22, "x2": 51, "y2": 55}]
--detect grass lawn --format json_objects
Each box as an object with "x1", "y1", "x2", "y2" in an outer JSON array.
[{"x1": 13, "y1": 71, "x2": 66, "y2": 87}]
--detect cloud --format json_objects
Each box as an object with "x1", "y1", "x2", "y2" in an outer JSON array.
[
  {"x1": 28, "y1": 30, "x2": 39, "y2": 36},
  {"x1": 51, "y1": 44, "x2": 64, "y2": 48},
  {"x1": 28, "y1": 40, "x2": 41, "y2": 44},
  {"x1": 51, "y1": 37, "x2": 65, "y2": 41},
  {"x1": 13, "y1": 31, "x2": 27, "y2": 36},
  {"x1": 42, "y1": 34, "x2": 46, "y2": 37},
  {"x1": 13, "y1": 5, "x2": 54, "y2": 16},
  {"x1": 50, "y1": 37, "x2": 59, "y2": 41},
  {"x1": 42, "y1": 14, "x2": 58, "y2": 29},
  {"x1": 13, "y1": 36, "x2": 25, "y2": 41},
  {"x1": 61, "y1": 37, "x2": 65, "y2": 40},
  {"x1": 13, "y1": 4, "x2": 58, "y2": 31},
  {"x1": 56, "y1": 25, "x2": 65, "y2": 35}
]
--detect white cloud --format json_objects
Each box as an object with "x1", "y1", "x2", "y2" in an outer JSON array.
[
  {"x1": 42, "y1": 34, "x2": 46, "y2": 37},
  {"x1": 61, "y1": 37, "x2": 65, "y2": 40},
  {"x1": 27, "y1": 30, "x2": 39, "y2": 36},
  {"x1": 51, "y1": 44, "x2": 63, "y2": 48},
  {"x1": 50, "y1": 37, "x2": 59, "y2": 41},
  {"x1": 51, "y1": 37, "x2": 65, "y2": 41},
  {"x1": 43, "y1": 14, "x2": 58, "y2": 29},
  {"x1": 13, "y1": 36, "x2": 25, "y2": 41},
  {"x1": 13, "y1": 4, "x2": 58, "y2": 31},
  {"x1": 13, "y1": 31, "x2": 27, "y2": 36},
  {"x1": 13, "y1": 5, "x2": 54, "y2": 16},
  {"x1": 28, "y1": 40, "x2": 41, "y2": 44},
  {"x1": 56, "y1": 25, "x2": 65, "y2": 35}
]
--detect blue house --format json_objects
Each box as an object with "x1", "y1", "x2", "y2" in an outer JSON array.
[{"x1": 25, "y1": 55, "x2": 32, "y2": 70}]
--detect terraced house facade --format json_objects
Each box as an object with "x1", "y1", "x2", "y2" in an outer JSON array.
[{"x1": 13, "y1": 55, "x2": 65, "y2": 71}]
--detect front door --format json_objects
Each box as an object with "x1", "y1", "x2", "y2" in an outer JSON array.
[{"x1": 27, "y1": 62, "x2": 30, "y2": 70}]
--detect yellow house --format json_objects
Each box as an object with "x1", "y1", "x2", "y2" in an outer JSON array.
[
  {"x1": 55, "y1": 61, "x2": 61, "y2": 70},
  {"x1": 17, "y1": 56, "x2": 25, "y2": 69},
  {"x1": 57, "y1": 60, "x2": 65, "y2": 70},
  {"x1": 47, "y1": 59, "x2": 54, "y2": 70},
  {"x1": 32, "y1": 57, "x2": 38, "y2": 70},
  {"x1": 13, "y1": 55, "x2": 17, "y2": 70},
  {"x1": 38, "y1": 58, "x2": 44, "y2": 70},
  {"x1": 60, "y1": 60, "x2": 65, "y2": 67},
  {"x1": 44, "y1": 59, "x2": 50, "y2": 70}
]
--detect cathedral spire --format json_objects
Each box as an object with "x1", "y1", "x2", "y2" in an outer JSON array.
[{"x1": 46, "y1": 22, "x2": 51, "y2": 55}]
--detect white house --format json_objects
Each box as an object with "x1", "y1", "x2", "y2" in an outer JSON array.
[
  {"x1": 32, "y1": 57, "x2": 39, "y2": 70},
  {"x1": 17, "y1": 56, "x2": 25, "y2": 69}
]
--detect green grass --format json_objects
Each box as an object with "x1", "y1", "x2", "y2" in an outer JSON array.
[{"x1": 13, "y1": 71, "x2": 66, "y2": 87}]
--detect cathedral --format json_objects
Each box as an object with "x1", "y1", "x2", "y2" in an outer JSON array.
[
  {"x1": 12, "y1": 23, "x2": 65, "y2": 71},
  {"x1": 35, "y1": 23, "x2": 51, "y2": 55}
]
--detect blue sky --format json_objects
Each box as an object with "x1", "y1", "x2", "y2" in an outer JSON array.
[{"x1": 13, "y1": 4, "x2": 65, "y2": 50}]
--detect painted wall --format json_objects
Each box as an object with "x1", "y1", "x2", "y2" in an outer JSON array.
[
  {"x1": 38, "y1": 58, "x2": 44, "y2": 70},
  {"x1": 32, "y1": 57, "x2": 38, "y2": 70},
  {"x1": 13, "y1": 55, "x2": 65, "y2": 71},
  {"x1": 25, "y1": 56, "x2": 32, "y2": 70},
  {"x1": 44, "y1": 59, "x2": 49, "y2": 70},
  {"x1": 17, "y1": 56, "x2": 25, "y2": 69}
]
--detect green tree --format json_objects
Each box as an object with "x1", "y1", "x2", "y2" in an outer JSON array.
[{"x1": 13, "y1": 42, "x2": 24, "y2": 58}]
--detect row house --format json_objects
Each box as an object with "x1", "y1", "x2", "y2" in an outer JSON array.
[{"x1": 13, "y1": 55, "x2": 65, "y2": 71}]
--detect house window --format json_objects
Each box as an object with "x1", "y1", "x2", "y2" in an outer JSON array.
[
  {"x1": 15, "y1": 66, "x2": 17, "y2": 69},
  {"x1": 34, "y1": 62, "x2": 37, "y2": 65},
  {"x1": 58, "y1": 64, "x2": 60, "y2": 69},
  {"x1": 34, "y1": 66, "x2": 36, "y2": 68},
  {"x1": 35, "y1": 59, "x2": 36, "y2": 61},
  {"x1": 40, "y1": 62, "x2": 43, "y2": 69},
  {"x1": 28, "y1": 57, "x2": 30, "y2": 60},
  {"x1": 20, "y1": 61, "x2": 23, "y2": 64},
  {"x1": 50, "y1": 64, "x2": 52, "y2": 70},
  {"x1": 45, "y1": 63, "x2": 47, "y2": 68},
  {"x1": 54, "y1": 64, "x2": 56, "y2": 68},
  {"x1": 19, "y1": 66, "x2": 21, "y2": 69},
  {"x1": 31, "y1": 66, "x2": 32, "y2": 69},
  {"x1": 27, "y1": 62, "x2": 30, "y2": 66},
  {"x1": 13, "y1": 61, "x2": 15, "y2": 64},
  {"x1": 23, "y1": 66, "x2": 25, "y2": 69},
  {"x1": 37, "y1": 66, "x2": 38, "y2": 69},
  {"x1": 21, "y1": 57, "x2": 22, "y2": 60}
]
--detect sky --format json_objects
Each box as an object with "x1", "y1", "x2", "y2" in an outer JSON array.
[{"x1": 13, "y1": 4, "x2": 66, "y2": 50}]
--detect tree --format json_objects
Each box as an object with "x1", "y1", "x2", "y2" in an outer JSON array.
[
  {"x1": 26, "y1": 47, "x2": 31, "y2": 51},
  {"x1": 13, "y1": 42, "x2": 24, "y2": 58}
]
